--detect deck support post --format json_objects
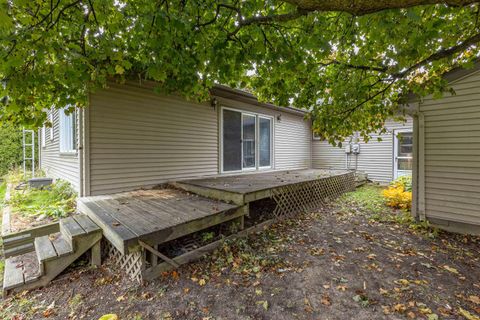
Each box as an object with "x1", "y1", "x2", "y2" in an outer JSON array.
[{"x1": 90, "y1": 240, "x2": 101, "y2": 266}]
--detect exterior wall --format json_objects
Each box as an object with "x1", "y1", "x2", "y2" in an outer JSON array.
[
  {"x1": 312, "y1": 118, "x2": 413, "y2": 184},
  {"x1": 415, "y1": 69, "x2": 480, "y2": 229},
  {"x1": 88, "y1": 83, "x2": 311, "y2": 195},
  {"x1": 40, "y1": 108, "x2": 81, "y2": 193}
]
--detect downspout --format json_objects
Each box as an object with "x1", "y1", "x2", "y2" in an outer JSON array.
[
  {"x1": 78, "y1": 108, "x2": 84, "y2": 197},
  {"x1": 411, "y1": 105, "x2": 425, "y2": 221},
  {"x1": 411, "y1": 112, "x2": 419, "y2": 220}
]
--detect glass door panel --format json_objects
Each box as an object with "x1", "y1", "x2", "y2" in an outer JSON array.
[
  {"x1": 242, "y1": 114, "x2": 256, "y2": 169},
  {"x1": 394, "y1": 131, "x2": 413, "y2": 178},
  {"x1": 259, "y1": 117, "x2": 272, "y2": 167},
  {"x1": 222, "y1": 109, "x2": 242, "y2": 172}
]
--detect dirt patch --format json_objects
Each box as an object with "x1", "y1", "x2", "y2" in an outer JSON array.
[{"x1": 1, "y1": 186, "x2": 479, "y2": 320}]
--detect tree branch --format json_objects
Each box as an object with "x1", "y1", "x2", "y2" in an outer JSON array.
[
  {"x1": 228, "y1": 9, "x2": 310, "y2": 37},
  {"x1": 285, "y1": 0, "x2": 479, "y2": 16},
  {"x1": 393, "y1": 31, "x2": 480, "y2": 78}
]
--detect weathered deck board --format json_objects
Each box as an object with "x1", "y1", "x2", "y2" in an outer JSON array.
[
  {"x1": 78, "y1": 188, "x2": 241, "y2": 254},
  {"x1": 178, "y1": 169, "x2": 350, "y2": 194},
  {"x1": 173, "y1": 169, "x2": 351, "y2": 204}
]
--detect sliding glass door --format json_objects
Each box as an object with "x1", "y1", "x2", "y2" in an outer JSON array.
[
  {"x1": 242, "y1": 114, "x2": 256, "y2": 169},
  {"x1": 222, "y1": 109, "x2": 242, "y2": 172},
  {"x1": 222, "y1": 108, "x2": 273, "y2": 173}
]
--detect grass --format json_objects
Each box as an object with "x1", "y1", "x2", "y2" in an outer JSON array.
[
  {"x1": 0, "y1": 181, "x2": 6, "y2": 207},
  {"x1": 337, "y1": 184, "x2": 438, "y2": 238},
  {"x1": 337, "y1": 184, "x2": 390, "y2": 216}
]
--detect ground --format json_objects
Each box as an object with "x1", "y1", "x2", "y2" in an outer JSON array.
[{"x1": 1, "y1": 185, "x2": 479, "y2": 320}]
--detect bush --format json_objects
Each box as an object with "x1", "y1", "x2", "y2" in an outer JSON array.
[
  {"x1": 392, "y1": 175, "x2": 412, "y2": 192},
  {"x1": 0, "y1": 124, "x2": 23, "y2": 177},
  {"x1": 382, "y1": 176, "x2": 412, "y2": 210},
  {"x1": 8, "y1": 179, "x2": 77, "y2": 219}
]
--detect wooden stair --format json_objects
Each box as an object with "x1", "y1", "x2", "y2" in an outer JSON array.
[{"x1": 3, "y1": 214, "x2": 102, "y2": 294}]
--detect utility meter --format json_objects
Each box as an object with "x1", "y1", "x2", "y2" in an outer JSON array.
[
  {"x1": 352, "y1": 143, "x2": 360, "y2": 154},
  {"x1": 345, "y1": 144, "x2": 352, "y2": 154}
]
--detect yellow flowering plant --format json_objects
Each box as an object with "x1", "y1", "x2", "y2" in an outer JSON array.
[{"x1": 382, "y1": 176, "x2": 412, "y2": 210}]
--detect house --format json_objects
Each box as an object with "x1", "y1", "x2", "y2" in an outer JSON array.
[
  {"x1": 411, "y1": 62, "x2": 480, "y2": 235},
  {"x1": 39, "y1": 82, "x2": 313, "y2": 197},
  {"x1": 13, "y1": 81, "x2": 354, "y2": 291},
  {"x1": 312, "y1": 117, "x2": 413, "y2": 184}
]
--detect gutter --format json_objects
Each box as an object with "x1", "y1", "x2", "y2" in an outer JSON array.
[{"x1": 211, "y1": 85, "x2": 308, "y2": 117}]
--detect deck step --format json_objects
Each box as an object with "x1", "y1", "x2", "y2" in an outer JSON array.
[
  {"x1": 50, "y1": 233, "x2": 73, "y2": 257},
  {"x1": 35, "y1": 235, "x2": 58, "y2": 263},
  {"x1": 3, "y1": 252, "x2": 41, "y2": 291},
  {"x1": 60, "y1": 216, "x2": 86, "y2": 242}
]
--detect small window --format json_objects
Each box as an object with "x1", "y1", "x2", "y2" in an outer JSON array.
[
  {"x1": 59, "y1": 108, "x2": 76, "y2": 153},
  {"x1": 41, "y1": 126, "x2": 46, "y2": 148},
  {"x1": 49, "y1": 109, "x2": 54, "y2": 141}
]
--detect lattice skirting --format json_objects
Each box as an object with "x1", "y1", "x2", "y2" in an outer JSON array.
[
  {"x1": 105, "y1": 241, "x2": 145, "y2": 283},
  {"x1": 272, "y1": 172, "x2": 355, "y2": 218}
]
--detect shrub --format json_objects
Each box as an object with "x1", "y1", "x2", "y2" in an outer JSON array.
[
  {"x1": 391, "y1": 175, "x2": 412, "y2": 192},
  {"x1": 8, "y1": 179, "x2": 77, "y2": 219},
  {"x1": 0, "y1": 124, "x2": 23, "y2": 177},
  {"x1": 382, "y1": 176, "x2": 412, "y2": 210}
]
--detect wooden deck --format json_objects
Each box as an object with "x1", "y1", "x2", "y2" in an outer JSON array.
[
  {"x1": 172, "y1": 169, "x2": 352, "y2": 204},
  {"x1": 78, "y1": 188, "x2": 245, "y2": 254}
]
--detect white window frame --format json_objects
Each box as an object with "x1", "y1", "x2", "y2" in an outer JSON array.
[
  {"x1": 49, "y1": 108, "x2": 54, "y2": 141},
  {"x1": 258, "y1": 115, "x2": 273, "y2": 170},
  {"x1": 393, "y1": 128, "x2": 413, "y2": 179},
  {"x1": 59, "y1": 107, "x2": 77, "y2": 154},
  {"x1": 41, "y1": 126, "x2": 46, "y2": 148},
  {"x1": 220, "y1": 106, "x2": 274, "y2": 174}
]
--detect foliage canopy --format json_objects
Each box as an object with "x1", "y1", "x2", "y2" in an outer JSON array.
[
  {"x1": 1, "y1": 0, "x2": 479, "y2": 142},
  {"x1": 0, "y1": 123, "x2": 22, "y2": 176}
]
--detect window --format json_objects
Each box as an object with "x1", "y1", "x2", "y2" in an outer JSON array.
[
  {"x1": 49, "y1": 109, "x2": 54, "y2": 141},
  {"x1": 259, "y1": 117, "x2": 272, "y2": 167},
  {"x1": 41, "y1": 126, "x2": 46, "y2": 148},
  {"x1": 221, "y1": 107, "x2": 273, "y2": 172},
  {"x1": 394, "y1": 130, "x2": 413, "y2": 179},
  {"x1": 59, "y1": 108, "x2": 76, "y2": 153}
]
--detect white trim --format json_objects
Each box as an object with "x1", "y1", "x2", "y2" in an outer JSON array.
[
  {"x1": 59, "y1": 107, "x2": 77, "y2": 153},
  {"x1": 41, "y1": 126, "x2": 46, "y2": 148},
  {"x1": 393, "y1": 128, "x2": 413, "y2": 179},
  {"x1": 49, "y1": 108, "x2": 54, "y2": 141},
  {"x1": 258, "y1": 115, "x2": 274, "y2": 170},
  {"x1": 220, "y1": 106, "x2": 274, "y2": 174}
]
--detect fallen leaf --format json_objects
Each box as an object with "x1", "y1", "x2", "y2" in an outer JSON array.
[
  {"x1": 443, "y1": 265, "x2": 459, "y2": 274},
  {"x1": 98, "y1": 315, "x2": 119, "y2": 320},
  {"x1": 198, "y1": 279, "x2": 206, "y2": 286},
  {"x1": 469, "y1": 296, "x2": 480, "y2": 305},
  {"x1": 394, "y1": 304, "x2": 407, "y2": 313},
  {"x1": 256, "y1": 300, "x2": 269, "y2": 310},
  {"x1": 43, "y1": 301, "x2": 55, "y2": 318},
  {"x1": 321, "y1": 294, "x2": 331, "y2": 306},
  {"x1": 459, "y1": 308, "x2": 480, "y2": 320}
]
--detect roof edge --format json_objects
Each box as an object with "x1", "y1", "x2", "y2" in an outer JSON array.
[{"x1": 211, "y1": 84, "x2": 308, "y2": 116}]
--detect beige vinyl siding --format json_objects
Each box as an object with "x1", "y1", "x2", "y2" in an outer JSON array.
[
  {"x1": 40, "y1": 109, "x2": 80, "y2": 192},
  {"x1": 312, "y1": 118, "x2": 413, "y2": 184},
  {"x1": 419, "y1": 69, "x2": 480, "y2": 226},
  {"x1": 312, "y1": 140, "x2": 346, "y2": 170},
  {"x1": 88, "y1": 83, "x2": 311, "y2": 195},
  {"x1": 216, "y1": 96, "x2": 311, "y2": 171}
]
